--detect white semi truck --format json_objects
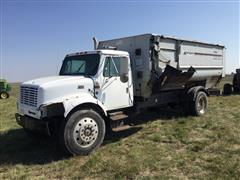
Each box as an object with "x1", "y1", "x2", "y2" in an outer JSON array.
[{"x1": 16, "y1": 34, "x2": 225, "y2": 155}]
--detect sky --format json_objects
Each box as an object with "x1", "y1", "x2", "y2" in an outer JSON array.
[{"x1": 0, "y1": 0, "x2": 239, "y2": 82}]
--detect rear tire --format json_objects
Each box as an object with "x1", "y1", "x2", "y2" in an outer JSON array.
[
  {"x1": 0, "y1": 91, "x2": 9, "y2": 99},
  {"x1": 223, "y1": 83, "x2": 232, "y2": 95},
  {"x1": 189, "y1": 91, "x2": 208, "y2": 116},
  {"x1": 59, "y1": 109, "x2": 105, "y2": 156}
]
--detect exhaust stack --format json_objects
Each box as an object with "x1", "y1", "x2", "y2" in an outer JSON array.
[{"x1": 93, "y1": 37, "x2": 99, "y2": 50}]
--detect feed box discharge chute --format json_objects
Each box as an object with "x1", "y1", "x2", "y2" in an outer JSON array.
[{"x1": 98, "y1": 34, "x2": 225, "y2": 98}]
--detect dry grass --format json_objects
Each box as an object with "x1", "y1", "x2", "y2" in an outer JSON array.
[{"x1": 0, "y1": 78, "x2": 240, "y2": 179}]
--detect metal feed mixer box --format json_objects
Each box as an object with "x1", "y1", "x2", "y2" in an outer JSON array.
[{"x1": 98, "y1": 34, "x2": 225, "y2": 98}]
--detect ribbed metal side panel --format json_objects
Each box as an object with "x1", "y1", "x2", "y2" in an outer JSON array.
[{"x1": 20, "y1": 86, "x2": 38, "y2": 107}]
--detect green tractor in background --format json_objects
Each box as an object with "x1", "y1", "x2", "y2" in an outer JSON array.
[{"x1": 0, "y1": 79, "x2": 11, "y2": 99}]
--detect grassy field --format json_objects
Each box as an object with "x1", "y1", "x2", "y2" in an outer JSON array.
[{"x1": 0, "y1": 77, "x2": 240, "y2": 179}]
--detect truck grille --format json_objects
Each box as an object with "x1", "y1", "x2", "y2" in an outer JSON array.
[{"x1": 20, "y1": 86, "x2": 38, "y2": 107}]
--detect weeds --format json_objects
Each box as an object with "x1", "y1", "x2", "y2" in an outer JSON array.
[{"x1": 0, "y1": 79, "x2": 239, "y2": 179}]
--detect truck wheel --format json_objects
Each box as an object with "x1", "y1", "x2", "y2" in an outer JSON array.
[
  {"x1": 59, "y1": 109, "x2": 105, "y2": 156},
  {"x1": 190, "y1": 91, "x2": 208, "y2": 116},
  {"x1": 0, "y1": 91, "x2": 9, "y2": 99},
  {"x1": 223, "y1": 83, "x2": 232, "y2": 95}
]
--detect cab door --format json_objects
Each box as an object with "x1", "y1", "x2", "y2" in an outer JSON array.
[{"x1": 98, "y1": 56, "x2": 133, "y2": 110}]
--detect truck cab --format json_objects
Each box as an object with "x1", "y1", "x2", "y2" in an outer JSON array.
[{"x1": 16, "y1": 50, "x2": 134, "y2": 155}]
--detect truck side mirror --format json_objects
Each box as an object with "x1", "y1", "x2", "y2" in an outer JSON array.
[
  {"x1": 120, "y1": 57, "x2": 129, "y2": 83},
  {"x1": 120, "y1": 73, "x2": 129, "y2": 83}
]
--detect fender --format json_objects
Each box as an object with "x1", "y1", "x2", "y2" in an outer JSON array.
[
  {"x1": 62, "y1": 93, "x2": 108, "y2": 117},
  {"x1": 40, "y1": 93, "x2": 108, "y2": 118}
]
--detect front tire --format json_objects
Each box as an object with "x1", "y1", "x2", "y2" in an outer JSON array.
[{"x1": 59, "y1": 109, "x2": 105, "y2": 156}]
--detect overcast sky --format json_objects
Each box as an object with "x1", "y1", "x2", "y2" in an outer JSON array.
[{"x1": 0, "y1": 0, "x2": 239, "y2": 82}]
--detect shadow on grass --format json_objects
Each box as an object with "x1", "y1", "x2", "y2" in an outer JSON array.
[
  {"x1": 0, "y1": 107, "x2": 185, "y2": 165},
  {"x1": 127, "y1": 106, "x2": 187, "y2": 126},
  {"x1": 0, "y1": 126, "x2": 143, "y2": 165},
  {"x1": 0, "y1": 128, "x2": 66, "y2": 165}
]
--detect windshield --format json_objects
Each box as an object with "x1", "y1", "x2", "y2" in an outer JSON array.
[{"x1": 60, "y1": 54, "x2": 100, "y2": 76}]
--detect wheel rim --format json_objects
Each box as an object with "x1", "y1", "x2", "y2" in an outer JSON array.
[
  {"x1": 197, "y1": 95, "x2": 207, "y2": 114},
  {"x1": 1, "y1": 92, "x2": 7, "y2": 99},
  {"x1": 73, "y1": 117, "x2": 99, "y2": 148}
]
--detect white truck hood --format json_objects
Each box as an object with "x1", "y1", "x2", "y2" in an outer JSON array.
[
  {"x1": 23, "y1": 76, "x2": 86, "y2": 87},
  {"x1": 21, "y1": 76, "x2": 94, "y2": 106}
]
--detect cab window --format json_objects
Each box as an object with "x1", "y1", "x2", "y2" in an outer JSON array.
[
  {"x1": 103, "y1": 57, "x2": 121, "y2": 77},
  {"x1": 60, "y1": 54, "x2": 100, "y2": 76}
]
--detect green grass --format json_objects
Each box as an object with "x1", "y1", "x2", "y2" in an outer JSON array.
[{"x1": 0, "y1": 79, "x2": 240, "y2": 179}]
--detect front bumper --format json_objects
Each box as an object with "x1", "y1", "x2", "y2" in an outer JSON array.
[
  {"x1": 15, "y1": 113, "x2": 51, "y2": 135},
  {"x1": 17, "y1": 101, "x2": 65, "y2": 120}
]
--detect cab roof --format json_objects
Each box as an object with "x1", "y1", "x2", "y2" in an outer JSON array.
[{"x1": 66, "y1": 49, "x2": 129, "y2": 57}]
